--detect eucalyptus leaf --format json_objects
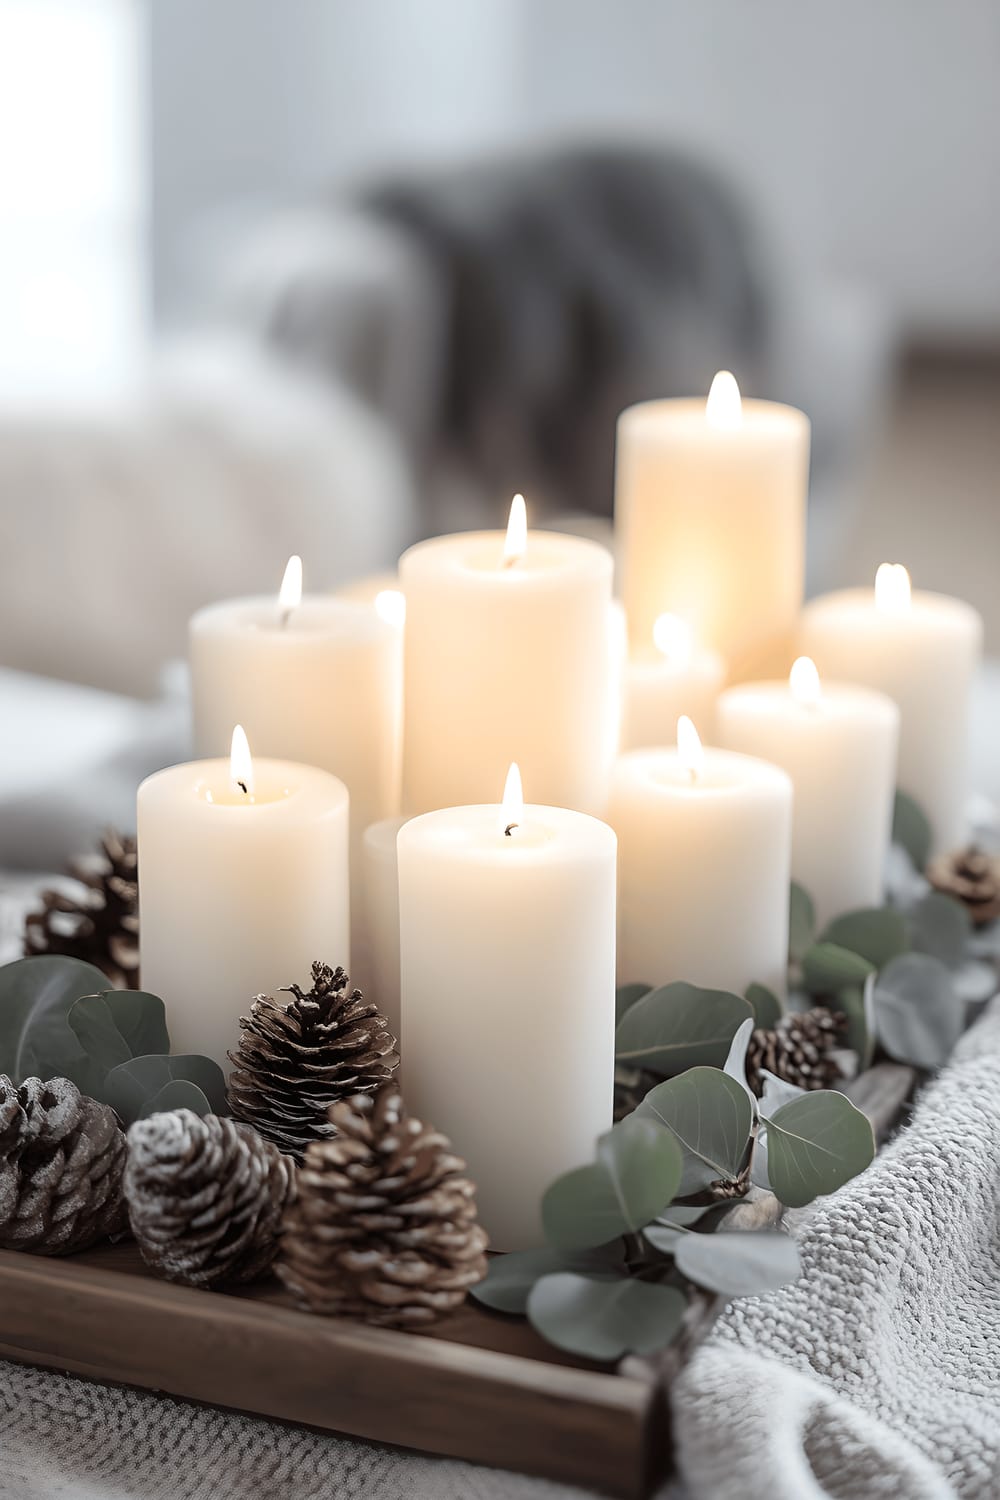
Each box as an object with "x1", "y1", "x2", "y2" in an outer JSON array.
[
  {"x1": 615, "y1": 982, "x2": 752, "y2": 1077},
  {"x1": 722, "y1": 1018, "x2": 757, "y2": 1108},
  {"x1": 139, "y1": 1079, "x2": 213, "y2": 1118},
  {"x1": 757, "y1": 1069, "x2": 807, "y2": 1121},
  {"x1": 541, "y1": 1116, "x2": 682, "y2": 1251},
  {"x1": 746, "y1": 982, "x2": 783, "y2": 1029},
  {"x1": 68, "y1": 990, "x2": 170, "y2": 1076},
  {"x1": 102, "y1": 1053, "x2": 227, "y2": 1126},
  {"x1": 673, "y1": 1229, "x2": 801, "y2": 1297},
  {"x1": 638, "y1": 1067, "x2": 753, "y2": 1194},
  {"x1": 616, "y1": 983, "x2": 652, "y2": 1027},
  {"x1": 874, "y1": 953, "x2": 963, "y2": 1069},
  {"x1": 763, "y1": 1090, "x2": 875, "y2": 1208},
  {"x1": 0, "y1": 956, "x2": 110, "y2": 1094},
  {"x1": 820, "y1": 908, "x2": 908, "y2": 970},
  {"x1": 643, "y1": 1203, "x2": 712, "y2": 1254},
  {"x1": 789, "y1": 883, "x2": 816, "y2": 964},
  {"x1": 801, "y1": 943, "x2": 875, "y2": 996},
  {"x1": 907, "y1": 892, "x2": 971, "y2": 969},
  {"x1": 826, "y1": 971, "x2": 876, "y2": 1070},
  {"x1": 527, "y1": 1273, "x2": 686, "y2": 1360},
  {"x1": 893, "y1": 790, "x2": 932, "y2": 871},
  {"x1": 472, "y1": 1246, "x2": 623, "y2": 1314}
]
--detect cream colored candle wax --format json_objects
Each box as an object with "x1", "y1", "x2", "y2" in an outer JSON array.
[
  {"x1": 138, "y1": 728, "x2": 350, "y2": 1071},
  {"x1": 621, "y1": 613, "x2": 724, "y2": 750},
  {"x1": 616, "y1": 373, "x2": 810, "y2": 680},
  {"x1": 353, "y1": 814, "x2": 409, "y2": 1046},
  {"x1": 801, "y1": 565, "x2": 983, "y2": 851},
  {"x1": 717, "y1": 658, "x2": 899, "y2": 926}
]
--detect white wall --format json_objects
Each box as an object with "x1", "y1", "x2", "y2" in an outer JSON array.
[{"x1": 150, "y1": 0, "x2": 1000, "y2": 341}]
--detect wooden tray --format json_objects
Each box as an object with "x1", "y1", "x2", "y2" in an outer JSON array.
[{"x1": 0, "y1": 1064, "x2": 916, "y2": 1498}]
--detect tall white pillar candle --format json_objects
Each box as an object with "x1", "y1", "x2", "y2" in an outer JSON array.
[
  {"x1": 801, "y1": 566, "x2": 983, "y2": 851},
  {"x1": 190, "y1": 560, "x2": 402, "y2": 952},
  {"x1": 622, "y1": 613, "x2": 725, "y2": 750},
  {"x1": 608, "y1": 721, "x2": 792, "y2": 995},
  {"x1": 354, "y1": 814, "x2": 409, "y2": 1045},
  {"x1": 717, "y1": 659, "x2": 899, "y2": 926},
  {"x1": 616, "y1": 373, "x2": 810, "y2": 680},
  {"x1": 397, "y1": 767, "x2": 617, "y2": 1250},
  {"x1": 401, "y1": 497, "x2": 616, "y2": 816},
  {"x1": 139, "y1": 731, "x2": 350, "y2": 1071}
]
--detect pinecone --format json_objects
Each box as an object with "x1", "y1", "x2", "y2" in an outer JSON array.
[
  {"x1": 24, "y1": 829, "x2": 139, "y2": 988},
  {"x1": 227, "y1": 962, "x2": 398, "y2": 1162},
  {"x1": 0, "y1": 1075, "x2": 128, "y2": 1255},
  {"x1": 125, "y1": 1110, "x2": 295, "y2": 1288},
  {"x1": 745, "y1": 1008, "x2": 848, "y2": 1097},
  {"x1": 927, "y1": 845, "x2": 1000, "y2": 927},
  {"x1": 278, "y1": 1090, "x2": 488, "y2": 1327}
]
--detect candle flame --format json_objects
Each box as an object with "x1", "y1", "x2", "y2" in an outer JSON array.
[
  {"x1": 653, "y1": 612, "x2": 693, "y2": 667},
  {"x1": 706, "y1": 370, "x2": 742, "y2": 431},
  {"x1": 279, "y1": 555, "x2": 303, "y2": 620},
  {"x1": 789, "y1": 655, "x2": 822, "y2": 707},
  {"x1": 374, "y1": 588, "x2": 406, "y2": 627},
  {"x1": 677, "y1": 715, "x2": 706, "y2": 780},
  {"x1": 502, "y1": 761, "x2": 523, "y2": 836},
  {"x1": 501, "y1": 493, "x2": 528, "y2": 568},
  {"x1": 230, "y1": 724, "x2": 254, "y2": 797},
  {"x1": 875, "y1": 562, "x2": 911, "y2": 615}
]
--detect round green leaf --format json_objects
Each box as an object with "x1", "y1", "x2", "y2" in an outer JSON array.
[
  {"x1": 673, "y1": 1229, "x2": 800, "y2": 1297},
  {"x1": 763, "y1": 1090, "x2": 875, "y2": 1208},
  {"x1": 472, "y1": 1245, "x2": 623, "y2": 1314},
  {"x1": 789, "y1": 882, "x2": 817, "y2": 964},
  {"x1": 638, "y1": 1067, "x2": 753, "y2": 1194},
  {"x1": 826, "y1": 971, "x2": 876, "y2": 1070},
  {"x1": 874, "y1": 953, "x2": 963, "y2": 1069},
  {"x1": 893, "y1": 790, "x2": 932, "y2": 871},
  {"x1": 527, "y1": 1273, "x2": 686, "y2": 1360},
  {"x1": 820, "y1": 908, "x2": 908, "y2": 970},
  {"x1": 102, "y1": 1053, "x2": 227, "y2": 1126},
  {"x1": 616, "y1": 983, "x2": 652, "y2": 1027},
  {"x1": 0, "y1": 956, "x2": 110, "y2": 1094},
  {"x1": 801, "y1": 943, "x2": 875, "y2": 996},
  {"x1": 907, "y1": 892, "x2": 971, "y2": 970},
  {"x1": 542, "y1": 1116, "x2": 683, "y2": 1251},
  {"x1": 615, "y1": 982, "x2": 752, "y2": 1077},
  {"x1": 745, "y1": 982, "x2": 784, "y2": 1029},
  {"x1": 68, "y1": 990, "x2": 170, "y2": 1076},
  {"x1": 139, "y1": 1079, "x2": 213, "y2": 1118}
]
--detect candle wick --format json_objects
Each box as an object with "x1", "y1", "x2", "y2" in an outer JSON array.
[
  {"x1": 279, "y1": 607, "x2": 293, "y2": 629},
  {"x1": 237, "y1": 780, "x2": 248, "y2": 795},
  {"x1": 501, "y1": 555, "x2": 519, "y2": 572},
  {"x1": 504, "y1": 822, "x2": 519, "y2": 837},
  {"x1": 687, "y1": 768, "x2": 697, "y2": 786}
]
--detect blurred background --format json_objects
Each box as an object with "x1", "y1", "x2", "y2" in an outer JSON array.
[{"x1": 1, "y1": 0, "x2": 999, "y2": 860}]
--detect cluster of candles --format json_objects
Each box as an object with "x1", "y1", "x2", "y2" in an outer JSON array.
[{"x1": 137, "y1": 373, "x2": 983, "y2": 1249}]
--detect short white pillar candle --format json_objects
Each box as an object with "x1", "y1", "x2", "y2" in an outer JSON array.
[
  {"x1": 353, "y1": 814, "x2": 409, "y2": 1046},
  {"x1": 608, "y1": 720, "x2": 792, "y2": 995},
  {"x1": 801, "y1": 565, "x2": 983, "y2": 851},
  {"x1": 138, "y1": 729, "x2": 350, "y2": 1072},
  {"x1": 397, "y1": 766, "x2": 617, "y2": 1250},
  {"x1": 622, "y1": 613, "x2": 725, "y2": 750},
  {"x1": 717, "y1": 659, "x2": 899, "y2": 926}
]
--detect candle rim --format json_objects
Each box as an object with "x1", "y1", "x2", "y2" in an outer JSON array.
[
  {"x1": 399, "y1": 528, "x2": 613, "y2": 585},
  {"x1": 190, "y1": 594, "x2": 395, "y2": 642},
  {"x1": 717, "y1": 677, "x2": 900, "y2": 722},
  {"x1": 614, "y1": 745, "x2": 793, "y2": 799},
  {"x1": 801, "y1": 587, "x2": 983, "y2": 635},
  {"x1": 397, "y1": 801, "x2": 617, "y2": 862},
  {"x1": 618, "y1": 394, "x2": 809, "y2": 441},
  {"x1": 138, "y1": 756, "x2": 350, "y2": 819}
]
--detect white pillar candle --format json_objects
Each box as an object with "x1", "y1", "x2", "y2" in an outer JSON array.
[
  {"x1": 354, "y1": 814, "x2": 409, "y2": 1045},
  {"x1": 616, "y1": 373, "x2": 810, "y2": 680},
  {"x1": 608, "y1": 720, "x2": 792, "y2": 995},
  {"x1": 401, "y1": 496, "x2": 616, "y2": 816},
  {"x1": 621, "y1": 613, "x2": 725, "y2": 750},
  {"x1": 138, "y1": 728, "x2": 350, "y2": 1072},
  {"x1": 190, "y1": 559, "x2": 403, "y2": 953},
  {"x1": 717, "y1": 659, "x2": 899, "y2": 926},
  {"x1": 397, "y1": 765, "x2": 617, "y2": 1250},
  {"x1": 801, "y1": 566, "x2": 983, "y2": 851}
]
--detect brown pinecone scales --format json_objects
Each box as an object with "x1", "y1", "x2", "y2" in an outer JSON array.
[
  {"x1": 278, "y1": 1090, "x2": 488, "y2": 1328},
  {"x1": 0, "y1": 1075, "x2": 128, "y2": 1254},
  {"x1": 24, "y1": 829, "x2": 139, "y2": 988},
  {"x1": 125, "y1": 1109, "x2": 295, "y2": 1288},
  {"x1": 927, "y1": 845, "x2": 1000, "y2": 927},
  {"x1": 746, "y1": 1008, "x2": 848, "y2": 1097},
  {"x1": 227, "y1": 962, "x2": 398, "y2": 1162}
]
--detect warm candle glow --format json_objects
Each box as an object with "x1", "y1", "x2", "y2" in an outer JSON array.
[
  {"x1": 706, "y1": 370, "x2": 742, "y2": 431},
  {"x1": 653, "y1": 612, "x2": 693, "y2": 667},
  {"x1": 230, "y1": 724, "x2": 254, "y2": 798},
  {"x1": 278, "y1": 555, "x2": 302, "y2": 624},
  {"x1": 874, "y1": 562, "x2": 912, "y2": 616},
  {"x1": 374, "y1": 588, "x2": 406, "y2": 627},
  {"x1": 789, "y1": 655, "x2": 822, "y2": 707},
  {"x1": 502, "y1": 761, "x2": 524, "y2": 836},
  {"x1": 677, "y1": 715, "x2": 706, "y2": 780},
  {"x1": 502, "y1": 494, "x2": 528, "y2": 568}
]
